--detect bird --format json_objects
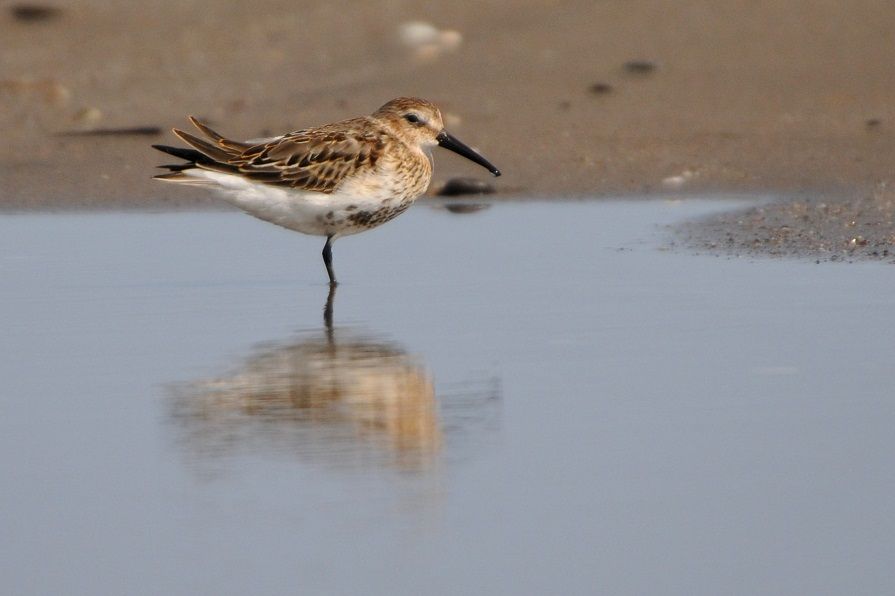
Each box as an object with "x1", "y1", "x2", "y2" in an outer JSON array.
[{"x1": 152, "y1": 97, "x2": 501, "y2": 285}]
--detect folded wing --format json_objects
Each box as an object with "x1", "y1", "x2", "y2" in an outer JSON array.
[{"x1": 153, "y1": 117, "x2": 387, "y2": 194}]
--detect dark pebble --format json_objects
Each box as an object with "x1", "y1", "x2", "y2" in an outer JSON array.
[
  {"x1": 865, "y1": 118, "x2": 882, "y2": 129},
  {"x1": 589, "y1": 82, "x2": 613, "y2": 94},
  {"x1": 11, "y1": 4, "x2": 60, "y2": 22},
  {"x1": 437, "y1": 177, "x2": 496, "y2": 197},
  {"x1": 623, "y1": 60, "x2": 657, "y2": 75}
]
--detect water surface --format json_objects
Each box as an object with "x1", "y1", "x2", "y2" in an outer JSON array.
[{"x1": 2, "y1": 200, "x2": 893, "y2": 595}]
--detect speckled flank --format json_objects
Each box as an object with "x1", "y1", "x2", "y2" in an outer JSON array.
[{"x1": 347, "y1": 202, "x2": 413, "y2": 229}]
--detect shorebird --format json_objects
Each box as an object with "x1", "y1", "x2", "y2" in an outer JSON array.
[{"x1": 152, "y1": 97, "x2": 500, "y2": 285}]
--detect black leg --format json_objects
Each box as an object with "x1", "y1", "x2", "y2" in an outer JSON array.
[{"x1": 322, "y1": 235, "x2": 337, "y2": 286}]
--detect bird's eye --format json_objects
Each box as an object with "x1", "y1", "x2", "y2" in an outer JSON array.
[{"x1": 403, "y1": 113, "x2": 422, "y2": 124}]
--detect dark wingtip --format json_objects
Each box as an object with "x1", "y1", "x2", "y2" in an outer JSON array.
[{"x1": 152, "y1": 143, "x2": 207, "y2": 164}]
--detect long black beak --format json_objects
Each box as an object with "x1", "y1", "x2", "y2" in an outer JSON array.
[{"x1": 436, "y1": 131, "x2": 501, "y2": 177}]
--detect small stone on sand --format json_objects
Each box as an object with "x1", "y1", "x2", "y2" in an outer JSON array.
[
  {"x1": 623, "y1": 60, "x2": 657, "y2": 75},
  {"x1": 437, "y1": 177, "x2": 496, "y2": 197},
  {"x1": 11, "y1": 4, "x2": 60, "y2": 22}
]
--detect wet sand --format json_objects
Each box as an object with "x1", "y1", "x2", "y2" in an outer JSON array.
[
  {"x1": 3, "y1": 1, "x2": 895, "y2": 256},
  {"x1": 675, "y1": 185, "x2": 895, "y2": 262}
]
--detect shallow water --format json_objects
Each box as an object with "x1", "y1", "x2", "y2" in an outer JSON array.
[{"x1": 2, "y1": 199, "x2": 893, "y2": 595}]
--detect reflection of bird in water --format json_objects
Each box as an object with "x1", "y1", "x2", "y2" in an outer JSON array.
[
  {"x1": 172, "y1": 327, "x2": 442, "y2": 471},
  {"x1": 171, "y1": 287, "x2": 499, "y2": 473}
]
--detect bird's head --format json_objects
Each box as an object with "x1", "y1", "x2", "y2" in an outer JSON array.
[{"x1": 373, "y1": 97, "x2": 501, "y2": 177}]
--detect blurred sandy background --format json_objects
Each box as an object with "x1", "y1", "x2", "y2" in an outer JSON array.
[{"x1": 2, "y1": 0, "x2": 894, "y2": 209}]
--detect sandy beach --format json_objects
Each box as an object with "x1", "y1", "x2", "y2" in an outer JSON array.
[{"x1": 2, "y1": 0, "x2": 895, "y2": 255}]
